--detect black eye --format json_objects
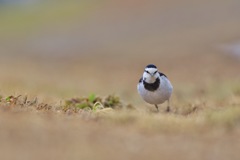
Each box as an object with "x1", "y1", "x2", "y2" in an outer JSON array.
[
  {"x1": 145, "y1": 70, "x2": 150, "y2": 74},
  {"x1": 154, "y1": 71, "x2": 157, "y2": 74}
]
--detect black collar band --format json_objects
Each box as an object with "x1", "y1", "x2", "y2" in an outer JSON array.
[{"x1": 143, "y1": 77, "x2": 160, "y2": 92}]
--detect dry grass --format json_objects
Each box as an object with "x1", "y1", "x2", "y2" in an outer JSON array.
[
  {"x1": 0, "y1": 89, "x2": 240, "y2": 160},
  {"x1": 1, "y1": 53, "x2": 240, "y2": 160},
  {"x1": 1, "y1": 40, "x2": 240, "y2": 160}
]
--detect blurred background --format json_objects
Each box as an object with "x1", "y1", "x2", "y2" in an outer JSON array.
[
  {"x1": 1, "y1": 1, "x2": 240, "y2": 160},
  {"x1": 0, "y1": 0, "x2": 240, "y2": 102}
]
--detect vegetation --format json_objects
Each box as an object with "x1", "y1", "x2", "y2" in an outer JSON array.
[{"x1": 1, "y1": 89, "x2": 240, "y2": 133}]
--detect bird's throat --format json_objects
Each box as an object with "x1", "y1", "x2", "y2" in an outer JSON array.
[{"x1": 143, "y1": 77, "x2": 160, "y2": 92}]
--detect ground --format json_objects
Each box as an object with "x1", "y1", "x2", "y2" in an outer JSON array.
[{"x1": 0, "y1": 0, "x2": 240, "y2": 160}]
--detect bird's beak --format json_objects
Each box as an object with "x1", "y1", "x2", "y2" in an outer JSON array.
[{"x1": 150, "y1": 73, "x2": 154, "y2": 77}]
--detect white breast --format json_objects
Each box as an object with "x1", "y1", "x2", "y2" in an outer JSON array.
[{"x1": 137, "y1": 76, "x2": 173, "y2": 105}]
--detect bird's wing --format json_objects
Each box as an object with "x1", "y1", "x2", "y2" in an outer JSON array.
[{"x1": 159, "y1": 72, "x2": 167, "y2": 78}]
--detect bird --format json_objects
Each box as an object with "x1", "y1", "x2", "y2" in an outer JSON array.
[{"x1": 137, "y1": 64, "x2": 173, "y2": 112}]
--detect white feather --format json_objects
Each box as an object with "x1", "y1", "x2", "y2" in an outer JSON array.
[{"x1": 137, "y1": 71, "x2": 173, "y2": 105}]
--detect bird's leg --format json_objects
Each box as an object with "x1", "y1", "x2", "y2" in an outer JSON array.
[
  {"x1": 154, "y1": 104, "x2": 159, "y2": 112},
  {"x1": 166, "y1": 100, "x2": 170, "y2": 112}
]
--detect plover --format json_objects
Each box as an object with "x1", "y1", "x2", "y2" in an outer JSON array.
[{"x1": 137, "y1": 64, "x2": 173, "y2": 111}]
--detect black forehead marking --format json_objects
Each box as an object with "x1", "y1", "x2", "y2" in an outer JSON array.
[{"x1": 146, "y1": 64, "x2": 157, "y2": 68}]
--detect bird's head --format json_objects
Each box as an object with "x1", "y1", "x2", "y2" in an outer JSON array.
[{"x1": 143, "y1": 64, "x2": 159, "y2": 83}]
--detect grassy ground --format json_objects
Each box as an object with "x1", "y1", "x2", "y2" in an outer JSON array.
[
  {"x1": 1, "y1": 0, "x2": 240, "y2": 160},
  {"x1": 0, "y1": 55, "x2": 240, "y2": 160}
]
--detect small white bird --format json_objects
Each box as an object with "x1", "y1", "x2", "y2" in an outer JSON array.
[{"x1": 137, "y1": 64, "x2": 173, "y2": 111}]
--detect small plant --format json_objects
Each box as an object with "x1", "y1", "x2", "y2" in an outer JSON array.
[
  {"x1": 92, "y1": 102, "x2": 104, "y2": 112},
  {"x1": 0, "y1": 94, "x2": 134, "y2": 114},
  {"x1": 63, "y1": 94, "x2": 134, "y2": 113},
  {"x1": 5, "y1": 96, "x2": 13, "y2": 102},
  {"x1": 5, "y1": 95, "x2": 21, "y2": 105},
  {"x1": 88, "y1": 94, "x2": 96, "y2": 103}
]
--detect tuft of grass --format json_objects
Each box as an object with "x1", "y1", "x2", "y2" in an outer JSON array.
[
  {"x1": 0, "y1": 94, "x2": 134, "y2": 114},
  {"x1": 63, "y1": 94, "x2": 134, "y2": 113},
  {"x1": 0, "y1": 95, "x2": 50, "y2": 111},
  {"x1": 88, "y1": 93, "x2": 96, "y2": 103}
]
